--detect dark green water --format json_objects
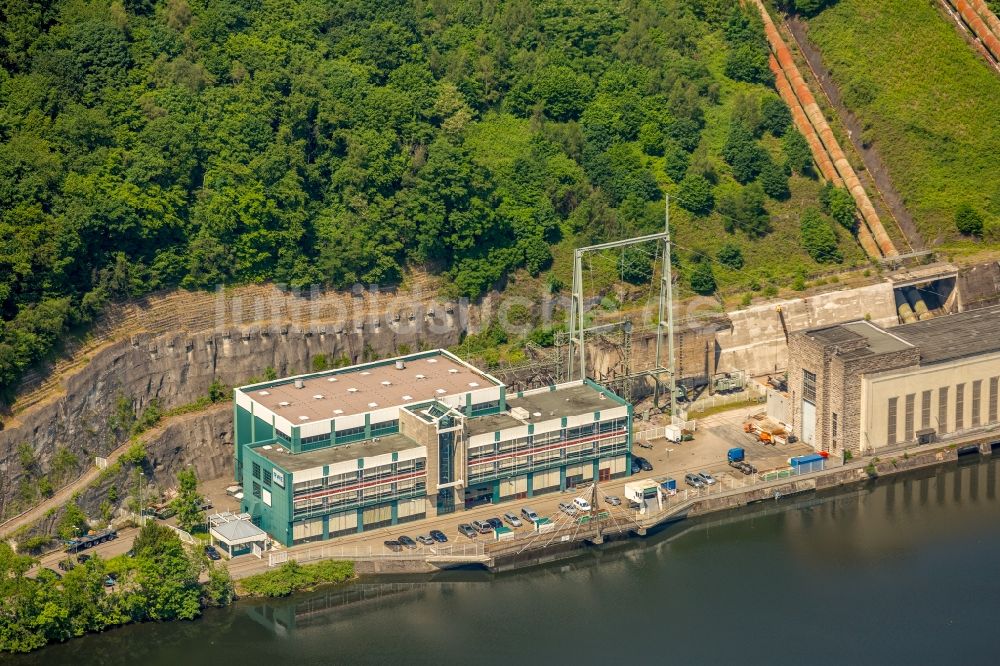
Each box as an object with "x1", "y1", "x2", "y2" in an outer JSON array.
[{"x1": 13, "y1": 456, "x2": 1000, "y2": 665}]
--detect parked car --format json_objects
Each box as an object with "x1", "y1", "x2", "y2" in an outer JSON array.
[
  {"x1": 486, "y1": 517, "x2": 503, "y2": 531},
  {"x1": 204, "y1": 545, "x2": 222, "y2": 561},
  {"x1": 685, "y1": 473, "x2": 705, "y2": 488},
  {"x1": 634, "y1": 456, "x2": 653, "y2": 472},
  {"x1": 521, "y1": 507, "x2": 540, "y2": 524},
  {"x1": 398, "y1": 535, "x2": 417, "y2": 549},
  {"x1": 573, "y1": 497, "x2": 592, "y2": 512},
  {"x1": 197, "y1": 497, "x2": 213, "y2": 511},
  {"x1": 103, "y1": 574, "x2": 117, "y2": 588},
  {"x1": 458, "y1": 524, "x2": 477, "y2": 539},
  {"x1": 559, "y1": 502, "x2": 578, "y2": 517},
  {"x1": 384, "y1": 540, "x2": 403, "y2": 552},
  {"x1": 417, "y1": 534, "x2": 435, "y2": 546},
  {"x1": 503, "y1": 512, "x2": 522, "y2": 527},
  {"x1": 630, "y1": 458, "x2": 643, "y2": 474},
  {"x1": 429, "y1": 529, "x2": 448, "y2": 543},
  {"x1": 471, "y1": 520, "x2": 494, "y2": 534},
  {"x1": 604, "y1": 495, "x2": 621, "y2": 506},
  {"x1": 697, "y1": 472, "x2": 717, "y2": 485}
]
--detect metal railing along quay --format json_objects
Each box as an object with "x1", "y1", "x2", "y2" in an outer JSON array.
[{"x1": 269, "y1": 540, "x2": 487, "y2": 567}]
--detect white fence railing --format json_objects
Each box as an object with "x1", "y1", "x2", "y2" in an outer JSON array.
[{"x1": 268, "y1": 540, "x2": 487, "y2": 567}]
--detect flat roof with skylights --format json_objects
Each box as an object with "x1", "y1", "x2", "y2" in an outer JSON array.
[{"x1": 236, "y1": 350, "x2": 502, "y2": 423}]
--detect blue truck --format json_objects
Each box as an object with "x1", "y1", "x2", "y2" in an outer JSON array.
[{"x1": 727, "y1": 448, "x2": 745, "y2": 463}]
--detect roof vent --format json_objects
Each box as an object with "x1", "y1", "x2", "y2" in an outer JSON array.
[
  {"x1": 360, "y1": 371, "x2": 371, "y2": 376},
  {"x1": 415, "y1": 374, "x2": 426, "y2": 380},
  {"x1": 299, "y1": 416, "x2": 309, "y2": 421},
  {"x1": 381, "y1": 381, "x2": 392, "y2": 386},
  {"x1": 347, "y1": 387, "x2": 359, "y2": 393},
  {"x1": 449, "y1": 368, "x2": 459, "y2": 374},
  {"x1": 533, "y1": 412, "x2": 542, "y2": 418},
  {"x1": 436, "y1": 388, "x2": 447, "y2": 394},
  {"x1": 294, "y1": 379, "x2": 305, "y2": 389},
  {"x1": 402, "y1": 395, "x2": 413, "y2": 401},
  {"x1": 368, "y1": 402, "x2": 378, "y2": 408},
  {"x1": 334, "y1": 409, "x2": 343, "y2": 415},
  {"x1": 258, "y1": 390, "x2": 270, "y2": 396},
  {"x1": 262, "y1": 445, "x2": 273, "y2": 450},
  {"x1": 327, "y1": 377, "x2": 338, "y2": 382},
  {"x1": 511, "y1": 407, "x2": 530, "y2": 420},
  {"x1": 395, "y1": 360, "x2": 406, "y2": 370},
  {"x1": 313, "y1": 394, "x2": 324, "y2": 400},
  {"x1": 427, "y1": 358, "x2": 438, "y2": 363},
  {"x1": 279, "y1": 401, "x2": 290, "y2": 407},
  {"x1": 275, "y1": 447, "x2": 284, "y2": 453},
  {"x1": 468, "y1": 382, "x2": 479, "y2": 388}
]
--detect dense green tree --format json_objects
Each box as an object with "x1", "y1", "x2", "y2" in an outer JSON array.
[
  {"x1": 821, "y1": 184, "x2": 857, "y2": 230},
  {"x1": 689, "y1": 258, "x2": 717, "y2": 295},
  {"x1": 723, "y1": 10, "x2": 773, "y2": 86},
  {"x1": 761, "y1": 96, "x2": 792, "y2": 136},
  {"x1": 718, "y1": 183, "x2": 771, "y2": 238},
  {"x1": 663, "y1": 141, "x2": 691, "y2": 183},
  {"x1": 171, "y1": 468, "x2": 204, "y2": 533},
  {"x1": 783, "y1": 128, "x2": 814, "y2": 177},
  {"x1": 717, "y1": 243, "x2": 745, "y2": 270},
  {"x1": 0, "y1": 0, "x2": 815, "y2": 394},
  {"x1": 759, "y1": 156, "x2": 791, "y2": 200},
  {"x1": 800, "y1": 208, "x2": 843, "y2": 263},
  {"x1": 722, "y1": 122, "x2": 769, "y2": 184},
  {"x1": 534, "y1": 65, "x2": 593, "y2": 121},
  {"x1": 676, "y1": 173, "x2": 715, "y2": 215},
  {"x1": 955, "y1": 203, "x2": 984, "y2": 237}
]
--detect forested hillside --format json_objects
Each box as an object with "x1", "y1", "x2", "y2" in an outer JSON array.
[{"x1": 0, "y1": 0, "x2": 864, "y2": 393}]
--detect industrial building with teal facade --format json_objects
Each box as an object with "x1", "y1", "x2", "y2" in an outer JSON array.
[{"x1": 233, "y1": 349, "x2": 633, "y2": 546}]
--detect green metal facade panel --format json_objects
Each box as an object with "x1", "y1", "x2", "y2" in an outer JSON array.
[{"x1": 240, "y1": 446, "x2": 293, "y2": 546}]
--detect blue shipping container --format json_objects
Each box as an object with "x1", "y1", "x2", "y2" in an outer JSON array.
[
  {"x1": 789, "y1": 453, "x2": 825, "y2": 467},
  {"x1": 661, "y1": 478, "x2": 677, "y2": 491}
]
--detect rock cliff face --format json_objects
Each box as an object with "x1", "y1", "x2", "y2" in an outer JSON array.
[{"x1": 0, "y1": 318, "x2": 470, "y2": 519}]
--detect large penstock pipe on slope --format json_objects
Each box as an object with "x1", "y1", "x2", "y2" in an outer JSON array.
[
  {"x1": 895, "y1": 291, "x2": 918, "y2": 324},
  {"x1": 905, "y1": 287, "x2": 933, "y2": 321},
  {"x1": 969, "y1": 0, "x2": 1000, "y2": 39},
  {"x1": 770, "y1": 55, "x2": 882, "y2": 259},
  {"x1": 953, "y1": 0, "x2": 1000, "y2": 62},
  {"x1": 750, "y1": 0, "x2": 899, "y2": 258}
]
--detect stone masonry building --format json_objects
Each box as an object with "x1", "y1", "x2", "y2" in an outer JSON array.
[{"x1": 788, "y1": 305, "x2": 1000, "y2": 455}]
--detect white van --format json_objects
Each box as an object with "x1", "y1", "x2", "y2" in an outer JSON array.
[{"x1": 572, "y1": 497, "x2": 592, "y2": 512}]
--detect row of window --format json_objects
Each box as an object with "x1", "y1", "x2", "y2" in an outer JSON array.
[
  {"x1": 887, "y1": 377, "x2": 1000, "y2": 445},
  {"x1": 292, "y1": 482, "x2": 426, "y2": 517},
  {"x1": 467, "y1": 435, "x2": 627, "y2": 483},
  {"x1": 292, "y1": 459, "x2": 427, "y2": 496},
  {"x1": 468, "y1": 419, "x2": 628, "y2": 462}
]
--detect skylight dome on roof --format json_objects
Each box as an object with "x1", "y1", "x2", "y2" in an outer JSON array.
[
  {"x1": 313, "y1": 394, "x2": 323, "y2": 399},
  {"x1": 258, "y1": 390, "x2": 270, "y2": 396}
]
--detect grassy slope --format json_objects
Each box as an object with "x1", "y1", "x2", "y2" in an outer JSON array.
[
  {"x1": 807, "y1": 0, "x2": 1000, "y2": 246},
  {"x1": 463, "y1": 29, "x2": 867, "y2": 309}
]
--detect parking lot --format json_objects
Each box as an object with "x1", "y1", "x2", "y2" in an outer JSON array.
[{"x1": 224, "y1": 404, "x2": 818, "y2": 575}]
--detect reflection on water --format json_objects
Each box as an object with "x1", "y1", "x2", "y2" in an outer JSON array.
[{"x1": 14, "y1": 456, "x2": 1000, "y2": 666}]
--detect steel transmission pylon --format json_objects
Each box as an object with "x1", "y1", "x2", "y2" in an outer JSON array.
[{"x1": 567, "y1": 195, "x2": 678, "y2": 419}]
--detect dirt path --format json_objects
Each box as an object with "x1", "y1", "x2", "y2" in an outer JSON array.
[
  {"x1": 0, "y1": 405, "x2": 229, "y2": 539},
  {"x1": 785, "y1": 16, "x2": 925, "y2": 252}
]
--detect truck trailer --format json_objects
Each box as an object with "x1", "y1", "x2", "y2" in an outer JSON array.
[{"x1": 64, "y1": 528, "x2": 118, "y2": 554}]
